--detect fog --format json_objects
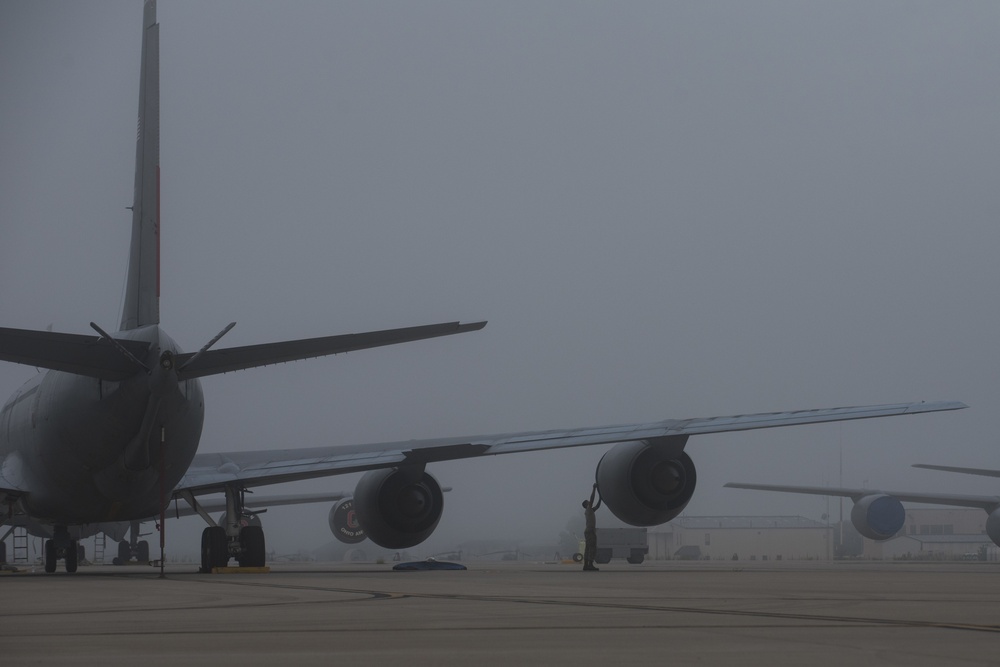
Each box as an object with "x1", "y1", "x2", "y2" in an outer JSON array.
[{"x1": 2, "y1": 1, "x2": 999, "y2": 559}]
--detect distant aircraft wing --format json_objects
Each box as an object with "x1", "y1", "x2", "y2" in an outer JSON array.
[
  {"x1": 724, "y1": 481, "x2": 1000, "y2": 511},
  {"x1": 173, "y1": 401, "x2": 966, "y2": 497},
  {"x1": 912, "y1": 464, "x2": 1000, "y2": 479}
]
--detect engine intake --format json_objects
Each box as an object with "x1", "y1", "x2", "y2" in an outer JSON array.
[
  {"x1": 850, "y1": 494, "x2": 905, "y2": 540},
  {"x1": 595, "y1": 439, "x2": 696, "y2": 527},
  {"x1": 353, "y1": 467, "x2": 443, "y2": 549}
]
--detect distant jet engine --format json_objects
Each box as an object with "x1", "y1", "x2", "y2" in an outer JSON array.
[
  {"x1": 985, "y1": 508, "x2": 1000, "y2": 547},
  {"x1": 353, "y1": 467, "x2": 444, "y2": 550},
  {"x1": 595, "y1": 439, "x2": 696, "y2": 526},
  {"x1": 328, "y1": 498, "x2": 366, "y2": 544},
  {"x1": 850, "y1": 494, "x2": 905, "y2": 540}
]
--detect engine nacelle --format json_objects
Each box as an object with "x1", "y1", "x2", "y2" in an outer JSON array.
[
  {"x1": 353, "y1": 467, "x2": 444, "y2": 549},
  {"x1": 328, "y1": 498, "x2": 366, "y2": 544},
  {"x1": 850, "y1": 494, "x2": 905, "y2": 540},
  {"x1": 595, "y1": 440, "x2": 696, "y2": 526},
  {"x1": 985, "y1": 508, "x2": 1000, "y2": 547}
]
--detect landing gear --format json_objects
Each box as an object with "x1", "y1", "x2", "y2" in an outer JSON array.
[
  {"x1": 44, "y1": 527, "x2": 79, "y2": 573},
  {"x1": 112, "y1": 522, "x2": 151, "y2": 564},
  {"x1": 200, "y1": 525, "x2": 227, "y2": 573},
  {"x1": 116, "y1": 539, "x2": 130, "y2": 565},
  {"x1": 65, "y1": 539, "x2": 78, "y2": 573},
  {"x1": 45, "y1": 539, "x2": 57, "y2": 573},
  {"x1": 196, "y1": 485, "x2": 267, "y2": 572},
  {"x1": 238, "y1": 526, "x2": 266, "y2": 567}
]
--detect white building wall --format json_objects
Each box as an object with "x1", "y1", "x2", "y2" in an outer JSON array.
[{"x1": 649, "y1": 522, "x2": 832, "y2": 560}]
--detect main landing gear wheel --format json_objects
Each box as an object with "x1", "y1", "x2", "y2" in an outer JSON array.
[
  {"x1": 117, "y1": 539, "x2": 130, "y2": 565},
  {"x1": 237, "y1": 526, "x2": 266, "y2": 568},
  {"x1": 45, "y1": 539, "x2": 57, "y2": 573},
  {"x1": 65, "y1": 539, "x2": 79, "y2": 573},
  {"x1": 200, "y1": 526, "x2": 228, "y2": 573},
  {"x1": 137, "y1": 540, "x2": 150, "y2": 563}
]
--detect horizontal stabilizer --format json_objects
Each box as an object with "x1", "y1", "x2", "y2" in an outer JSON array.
[
  {"x1": 0, "y1": 327, "x2": 150, "y2": 381},
  {"x1": 173, "y1": 320, "x2": 487, "y2": 380}
]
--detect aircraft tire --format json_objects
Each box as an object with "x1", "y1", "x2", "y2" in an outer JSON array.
[
  {"x1": 572, "y1": 553, "x2": 583, "y2": 563},
  {"x1": 117, "y1": 540, "x2": 131, "y2": 564},
  {"x1": 238, "y1": 526, "x2": 266, "y2": 567},
  {"x1": 44, "y1": 540, "x2": 57, "y2": 573},
  {"x1": 65, "y1": 540, "x2": 78, "y2": 573},
  {"x1": 0, "y1": 541, "x2": 6, "y2": 564},
  {"x1": 137, "y1": 540, "x2": 150, "y2": 563},
  {"x1": 201, "y1": 526, "x2": 228, "y2": 572}
]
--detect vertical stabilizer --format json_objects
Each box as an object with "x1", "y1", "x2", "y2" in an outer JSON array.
[{"x1": 120, "y1": 0, "x2": 160, "y2": 331}]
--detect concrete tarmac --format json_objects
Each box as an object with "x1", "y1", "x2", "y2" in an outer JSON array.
[{"x1": 3, "y1": 559, "x2": 999, "y2": 666}]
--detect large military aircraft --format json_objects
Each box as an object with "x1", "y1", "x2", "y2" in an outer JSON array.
[
  {"x1": 0, "y1": 1, "x2": 966, "y2": 573},
  {"x1": 726, "y1": 463, "x2": 1000, "y2": 547}
]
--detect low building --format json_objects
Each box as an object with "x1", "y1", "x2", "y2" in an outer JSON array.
[
  {"x1": 649, "y1": 516, "x2": 832, "y2": 561},
  {"x1": 870, "y1": 533, "x2": 994, "y2": 560},
  {"x1": 864, "y1": 508, "x2": 992, "y2": 560}
]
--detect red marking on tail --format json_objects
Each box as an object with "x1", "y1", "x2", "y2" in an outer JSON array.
[{"x1": 156, "y1": 166, "x2": 161, "y2": 297}]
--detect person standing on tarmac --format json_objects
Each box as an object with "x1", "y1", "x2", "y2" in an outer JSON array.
[{"x1": 582, "y1": 483, "x2": 602, "y2": 571}]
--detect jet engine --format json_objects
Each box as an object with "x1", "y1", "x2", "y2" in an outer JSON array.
[
  {"x1": 985, "y1": 508, "x2": 1000, "y2": 547},
  {"x1": 353, "y1": 467, "x2": 444, "y2": 549},
  {"x1": 595, "y1": 439, "x2": 696, "y2": 526},
  {"x1": 850, "y1": 494, "x2": 905, "y2": 540},
  {"x1": 328, "y1": 498, "x2": 366, "y2": 544}
]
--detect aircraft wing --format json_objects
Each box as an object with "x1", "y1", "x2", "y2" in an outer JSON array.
[
  {"x1": 912, "y1": 464, "x2": 1000, "y2": 479},
  {"x1": 174, "y1": 400, "x2": 966, "y2": 496},
  {"x1": 725, "y1": 482, "x2": 1000, "y2": 511}
]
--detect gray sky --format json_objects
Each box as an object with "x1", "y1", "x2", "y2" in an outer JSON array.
[{"x1": 2, "y1": 1, "x2": 999, "y2": 558}]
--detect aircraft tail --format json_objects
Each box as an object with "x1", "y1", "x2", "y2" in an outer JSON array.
[{"x1": 119, "y1": 0, "x2": 160, "y2": 331}]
